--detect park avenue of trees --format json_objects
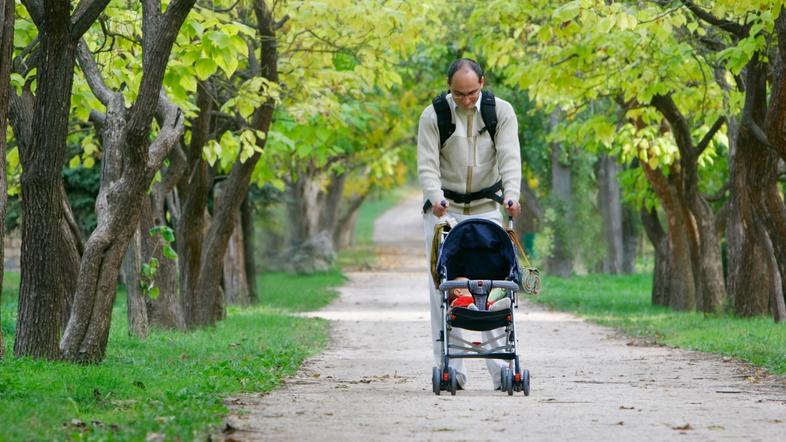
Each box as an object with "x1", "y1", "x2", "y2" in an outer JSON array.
[{"x1": 1, "y1": 0, "x2": 785, "y2": 364}]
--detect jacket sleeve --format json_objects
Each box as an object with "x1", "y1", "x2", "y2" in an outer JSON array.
[
  {"x1": 417, "y1": 106, "x2": 445, "y2": 205},
  {"x1": 494, "y1": 101, "x2": 522, "y2": 203}
]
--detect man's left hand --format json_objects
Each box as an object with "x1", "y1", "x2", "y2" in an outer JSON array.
[{"x1": 505, "y1": 199, "x2": 522, "y2": 217}]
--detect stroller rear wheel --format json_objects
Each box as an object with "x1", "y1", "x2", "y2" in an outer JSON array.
[
  {"x1": 448, "y1": 367, "x2": 458, "y2": 395},
  {"x1": 501, "y1": 367, "x2": 514, "y2": 395},
  {"x1": 432, "y1": 366, "x2": 441, "y2": 395}
]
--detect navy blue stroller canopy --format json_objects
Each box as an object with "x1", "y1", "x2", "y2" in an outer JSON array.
[{"x1": 437, "y1": 219, "x2": 520, "y2": 284}]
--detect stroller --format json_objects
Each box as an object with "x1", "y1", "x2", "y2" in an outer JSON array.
[{"x1": 430, "y1": 217, "x2": 540, "y2": 396}]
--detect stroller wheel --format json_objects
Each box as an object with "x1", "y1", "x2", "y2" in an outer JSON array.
[
  {"x1": 522, "y1": 369, "x2": 531, "y2": 396},
  {"x1": 503, "y1": 367, "x2": 514, "y2": 396},
  {"x1": 432, "y1": 366, "x2": 441, "y2": 396},
  {"x1": 448, "y1": 367, "x2": 458, "y2": 395}
]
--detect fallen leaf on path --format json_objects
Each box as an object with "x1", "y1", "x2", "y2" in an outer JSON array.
[
  {"x1": 222, "y1": 422, "x2": 238, "y2": 434},
  {"x1": 672, "y1": 424, "x2": 693, "y2": 431},
  {"x1": 708, "y1": 425, "x2": 725, "y2": 431},
  {"x1": 616, "y1": 421, "x2": 624, "y2": 426},
  {"x1": 619, "y1": 406, "x2": 635, "y2": 410}
]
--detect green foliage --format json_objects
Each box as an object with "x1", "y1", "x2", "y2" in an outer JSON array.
[
  {"x1": 535, "y1": 274, "x2": 786, "y2": 375},
  {"x1": 141, "y1": 226, "x2": 178, "y2": 299},
  {"x1": 0, "y1": 269, "x2": 341, "y2": 440}
]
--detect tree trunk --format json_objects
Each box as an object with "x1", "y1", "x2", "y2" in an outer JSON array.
[
  {"x1": 0, "y1": 0, "x2": 15, "y2": 359},
  {"x1": 184, "y1": 0, "x2": 279, "y2": 327},
  {"x1": 640, "y1": 208, "x2": 670, "y2": 306},
  {"x1": 287, "y1": 168, "x2": 323, "y2": 246},
  {"x1": 621, "y1": 204, "x2": 639, "y2": 274},
  {"x1": 546, "y1": 111, "x2": 573, "y2": 277},
  {"x1": 241, "y1": 194, "x2": 258, "y2": 304},
  {"x1": 641, "y1": 163, "x2": 696, "y2": 310},
  {"x1": 60, "y1": 2, "x2": 194, "y2": 362},
  {"x1": 122, "y1": 228, "x2": 149, "y2": 339},
  {"x1": 219, "y1": 183, "x2": 249, "y2": 306},
  {"x1": 319, "y1": 172, "x2": 347, "y2": 239},
  {"x1": 597, "y1": 154, "x2": 623, "y2": 274},
  {"x1": 14, "y1": 5, "x2": 78, "y2": 359}
]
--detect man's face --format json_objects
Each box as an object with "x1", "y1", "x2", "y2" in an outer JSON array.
[{"x1": 449, "y1": 69, "x2": 484, "y2": 110}]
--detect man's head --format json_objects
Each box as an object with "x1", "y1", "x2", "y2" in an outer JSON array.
[{"x1": 447, "y1": 58, "x2": 484, "y2": 110}]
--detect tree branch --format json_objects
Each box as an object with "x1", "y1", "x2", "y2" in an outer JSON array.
[
  {"x1": 70, "y1": 0, "x2": 111, "y2": 42},
  {"x1": 695, "y1": 116, "x2": 726, "y2": 154},
  {"x1": 650, "y1": 93, "x2": 695, "y2": 155},
  {"x1": 743, "y1": 114, "x2": 773, "y2": 148},
  {"x1": 679, "y1": 0, "x2": 746, "y2": 38},
  {"x1": 77, "y1": 40, "x2": 116, "y2": 105},
  {"x1": 147, "y1": 92, "x2": 185, "y2": 171}
]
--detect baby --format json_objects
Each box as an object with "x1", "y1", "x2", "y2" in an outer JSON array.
[{"x1": 448, "y1": 277, "x2": 512, "y2": 311}]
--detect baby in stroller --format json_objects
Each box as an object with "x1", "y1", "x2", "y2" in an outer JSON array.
[{"x1": 449, "y1": 276, "x2": 511, "y2": 311}]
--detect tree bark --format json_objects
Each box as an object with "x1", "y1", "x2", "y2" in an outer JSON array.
[
  {"x1": 0, "y1": 0, "x2": 15, "y2": 359},
  {"x1": 621, "y1": 204, "x2": 639, "y2": 274},
  {"x1": 287, "y1": 167, "x2": 323, "y2": 246},
  {"x1": 597, "y1": 154, "x2": 623, "y2": 274},
  {"x1": 219, "y1": 182, "x2": 249, "y2": 306},
  {"x1": 546, "y1": 110, "x2": 573, "y2": 277},
  {"x1": 641, "y1": 162, "x2": 696, "y2": 310},
  {"x1": 60, "y1": 1, "x2": 194, "y2": 362},
  {"x1": 122, "y1": 228, "x2": 149, "y2": 339},
  {"x1": 241, "y1": 194, "x2": 259, "y2": 304},
  {"x1": 640, "y1": 207, "x2": 670, "y2": 306},
  {"x1": 14, "y1": 2, "x2": 79, "y2": 359}
]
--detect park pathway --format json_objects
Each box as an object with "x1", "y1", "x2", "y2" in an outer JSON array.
[{"x1": 220, "y1": 193, "x2": 786, "y2": 441}]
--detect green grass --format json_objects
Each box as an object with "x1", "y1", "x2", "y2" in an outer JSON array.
[
  {"x1": 0, "y1": 269, "x2": 343, "y2": 441},
  {"x1": 535, "y1": 273, "x2": 786, "y2": 375}
]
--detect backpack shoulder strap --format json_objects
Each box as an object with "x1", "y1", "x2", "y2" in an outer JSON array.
[
  {"x1": 479, "y1": 90, "x2": 497, "y2": 144},
  {"x1": 432, "y1": 92, "x2": 455, "y2": 148}
]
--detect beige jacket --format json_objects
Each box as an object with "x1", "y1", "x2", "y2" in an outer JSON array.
[{"x1": 417, "y1": 93, "x2": 522, "y2": 214}]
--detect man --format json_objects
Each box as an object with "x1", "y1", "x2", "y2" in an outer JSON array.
[{"x1": 417, "y1": 58, "x2": 522, "y2": 390}]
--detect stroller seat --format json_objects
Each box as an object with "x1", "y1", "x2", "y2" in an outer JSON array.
[{"x1": 448, "y1": 306, "x2": 512, "y2": 332}]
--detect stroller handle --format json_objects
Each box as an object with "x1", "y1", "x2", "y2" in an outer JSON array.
[{"x1": 439, "y1": 279, "x2": 520, "y2": 292}]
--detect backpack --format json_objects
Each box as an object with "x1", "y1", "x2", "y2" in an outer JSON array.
[{"x1": 432, "y1": 90, "x2": 497, "y2": 147}]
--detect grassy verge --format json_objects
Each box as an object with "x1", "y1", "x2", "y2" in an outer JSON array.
[
  {"x1": 535, "y1": 273, "x2": 786, "y2": 375},
  {"x1": 0, "y1": 269, "x2": 342, "y2": 441},
  {"x1": 337, "y1": 186, "x2": 417, "y2": 269}
]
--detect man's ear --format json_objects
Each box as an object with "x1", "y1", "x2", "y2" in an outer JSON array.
[{"x1": 479, "y1": 76, "x2": 485, "y2": 88}]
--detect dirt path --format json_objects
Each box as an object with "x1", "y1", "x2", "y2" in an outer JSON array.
[{"x1": 221, "y1": 193, "x2": 786, "y2": 441}]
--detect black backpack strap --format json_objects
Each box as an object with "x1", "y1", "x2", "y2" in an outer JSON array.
[
  {"x1": 479, "y1": 90, "x2": 497, "y2": 144},
  {"x1": 432, "y1": 92, "x2": 455, "y2": 147}
]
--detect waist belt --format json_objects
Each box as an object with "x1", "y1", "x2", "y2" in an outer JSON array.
[{"x1": 423, "y1": 180, "x2": 505, "y2": 213}]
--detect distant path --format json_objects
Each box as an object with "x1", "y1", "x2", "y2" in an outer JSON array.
[{"x1": 220, "y1": 192, "x2": 786, "y2": 441}]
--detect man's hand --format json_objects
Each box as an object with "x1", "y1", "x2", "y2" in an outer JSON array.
[
  {"x1": 432, "y1": 200, "x2": 449, "y2": 217},
  {"x1": 505, "y1": 199, "x2": 522, "y2": 217}
]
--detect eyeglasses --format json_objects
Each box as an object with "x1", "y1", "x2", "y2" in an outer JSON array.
[{"x1": 451, "y1": 89, "x2": 481, "y2": 99}]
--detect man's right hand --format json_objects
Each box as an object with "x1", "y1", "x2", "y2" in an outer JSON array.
[{"x1": 432, "y1": 200, "x2": 449, "y2": 217}]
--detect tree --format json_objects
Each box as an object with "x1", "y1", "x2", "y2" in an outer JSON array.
[
  {"x1": 59, "y1": 0, "x2": 195, "y2": 362},
  {"x1": 0, "y1": 0, "x2": 15, "y2": 360},
  {"x1": 10, "y1": 0, "x2": 110, "y2": 359}
]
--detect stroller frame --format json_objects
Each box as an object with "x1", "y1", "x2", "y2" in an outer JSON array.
[{"x1": 430, "y1": 218, "x2": 532, "y2": 396}]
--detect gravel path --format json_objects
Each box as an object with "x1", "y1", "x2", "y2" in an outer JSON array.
[{"x1": 220, "y1": 193, "x2": 786, "y2": 441}]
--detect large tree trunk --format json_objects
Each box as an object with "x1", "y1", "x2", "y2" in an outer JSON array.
[
  {"x1": 287, "y1": 168, "x2": 323, "y2": 245},
  {"x1": 597, "y1": 154, "x2": 623, "y2": 274},
  {"x1": 60, "y1": 2, "x2": 193, "y2": 362},
  {"x1": 178, "y1": 83, "x2": 214, "y2": 328},
  {"x1": 640, "y1": 208, "x2": 670, "y2": 306},
  {"x1": 14, "y1": 4, "x2": 79, "y2": 359},
  {"x1": 0, "y1": 0, "x2": 15, "y2": 359},
  {"x1": 546, "y1": 111, "x2": 573, "y2": 277},
  {"x1": 641, "y1": 163, "x2": 697, "y2": 310},
  {"x1": 241, "y1": 194, "x2": 258, "y2": 304},
  {"x1": 319, "y1": 172, "x2": 347, "y2": 241}
]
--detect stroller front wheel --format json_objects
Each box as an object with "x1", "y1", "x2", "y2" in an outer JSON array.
[
  {"x1": 432, "y1": 366, "x2": 441, "y2": 395},
  {"x1": 448, "y1": 367, "x2": 458, "y2": 395}
]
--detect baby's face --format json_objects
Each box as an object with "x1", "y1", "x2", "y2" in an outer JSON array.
[{"x1": 452, "y1": 287, "x2": 471, "y2": 298}]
